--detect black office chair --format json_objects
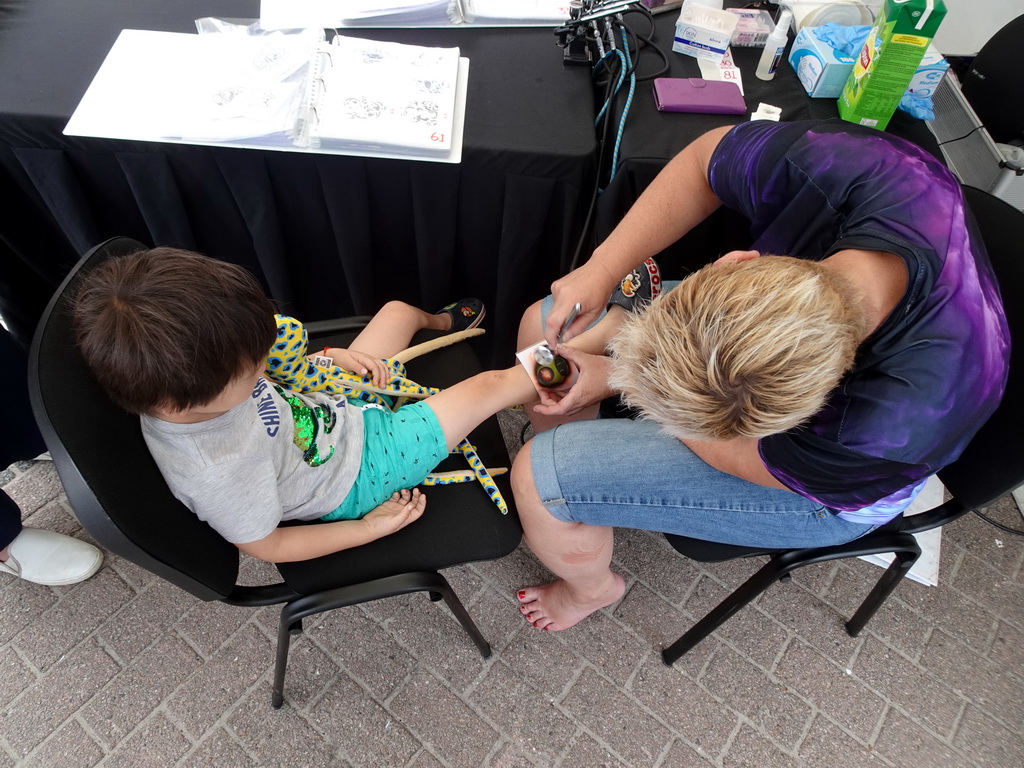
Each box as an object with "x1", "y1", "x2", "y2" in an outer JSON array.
[
  {"x1": 28, "y1": 236, "x2": 522, "y2": 708},
  {"x1": 661, "y1": 186, "x2": 1024, "y2": 665},
  {"x1": 960, "y1": 13, "x2": 1024, "y2": 146}
]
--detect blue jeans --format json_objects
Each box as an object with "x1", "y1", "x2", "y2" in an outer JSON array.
[{"x1": 529, "y1": 418, "x2": 876, "y2": 548}]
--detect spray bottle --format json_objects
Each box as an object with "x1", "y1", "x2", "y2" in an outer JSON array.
[{"x1": 755, "y1": 9, "x2": 793, "y2": 81}]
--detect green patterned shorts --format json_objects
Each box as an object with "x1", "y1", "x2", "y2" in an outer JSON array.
[{"x1": 322, "y1": 400, "x2": 447, "y2": 521}]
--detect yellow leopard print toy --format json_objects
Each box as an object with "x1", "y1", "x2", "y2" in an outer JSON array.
[{"x1": 264, "y1": 315, "x2": 509, "y2": 515}]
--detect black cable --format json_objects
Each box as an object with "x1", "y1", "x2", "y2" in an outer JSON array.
[
  {"x1": 620, "y1": 5, "x2": 657, "y2": 45},
  {"x1": 566, "y1": 2, "x2": 665, "y2": 271},
  {"x1": 620, "y1": 3, "x2": 655, "y2": 29},
  {"x1": 938, "y1": 125, "x2": 987, "y2": 146},
  {"x1": 612, "y1": 14, "x2": 668, "y2": 81},
  {"x1": 610, "y1": 18, "x2": 641, "y2": 80},
  {"x1": 569, "y1": 56, "x2": 622, "y2": 271},
  {"x1": 972, "y1": 507, "x2": 1024, "y2": 536},
  {"x1": 591, "y1": 35, "x2": 621, "y2": 84},
  {"x1": 632, "y1": 26, "x2": 670, "y2": 81}
]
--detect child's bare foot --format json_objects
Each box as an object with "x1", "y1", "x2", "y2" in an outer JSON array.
[{"x1": 516, "y1": 572, "x2": 625, "y2": 631}]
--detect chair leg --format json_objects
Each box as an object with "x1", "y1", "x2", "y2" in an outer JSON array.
[
  {"x1": 271, "y1": 616, "x2": 310, "y2": 709},
  {"x1": 272, "y1": 613, "x2": 294, "y2": 709},
  {"x1": 845, "y1": 549, "x2": 919, "y2": 637},
  {"x1": 430, "y1": 579, "x2": 492, "y2": 658},
  {"x1": 662, "y1": 556, "x2": 791, "y2": 666},
  {"x1": 268, "y1": 571, "x2": 491, "y2": 708}
]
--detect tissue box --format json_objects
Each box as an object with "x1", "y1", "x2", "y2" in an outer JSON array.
[
  {"x1": 791, "y1": 28, "x2": 949, "y2": 100},
  {"x1": 789, "y1": 26, "x2": 857, "y2": 98},
  {"x1": 673, "y1": 5, "x2": 739, "y2": 63},
  {"x1": 906, "y1": 45, "x2": 949, "y2": 99}
]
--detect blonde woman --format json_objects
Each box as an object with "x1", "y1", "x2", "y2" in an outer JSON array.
[{"x1": 511, "y1": 120, "x2": 1010, "y2": 632}]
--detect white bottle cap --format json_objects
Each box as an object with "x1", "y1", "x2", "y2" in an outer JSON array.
[{"x1": 775, "y1": 9, "x2": 793, "y2": 34}]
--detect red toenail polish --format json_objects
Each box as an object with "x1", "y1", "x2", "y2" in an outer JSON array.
[
  {"x1": 533, "y1": 620, "x2": 540, "y2": 628},
  {"x1": 517, "y1": 590, "x2": 526, "y2": 600}
]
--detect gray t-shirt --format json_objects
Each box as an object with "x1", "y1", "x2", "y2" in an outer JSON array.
[{"x1": 141, "y1": 377, "x2": 364, "y2": 544}]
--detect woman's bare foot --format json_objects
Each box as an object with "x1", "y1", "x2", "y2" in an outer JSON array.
[{"x1": 516, "y1": 572, "x2": 626, "y2": 631}]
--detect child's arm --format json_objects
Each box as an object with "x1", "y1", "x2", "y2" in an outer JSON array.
[
  {"x1": 267, "y1": 315, "x2": 385, "y2": 394},
  {"x1": 236, "y1": 489, "x2": 426, "y2": 563},
  {"x1": 319, "y1": 346, "x2": 390, "y2": 387}
]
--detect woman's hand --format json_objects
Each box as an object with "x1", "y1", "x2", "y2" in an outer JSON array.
[
  {"x1": 544, "y1": 261, "x2": 622, "y2": 348},
  {"x1": 322, "y1": 347, "x2": 391, "y2": 387},
  {"x1": 533, "y1": 346, "x2": 615, "y2": 418}
]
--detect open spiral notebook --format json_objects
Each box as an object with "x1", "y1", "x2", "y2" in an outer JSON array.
[{"x1": 63, "y1": 29, "x2": 467, "y2": 163}]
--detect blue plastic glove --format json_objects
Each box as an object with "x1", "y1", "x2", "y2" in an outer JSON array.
[
  {"x1": 899, "y1": 91, "x2": 936, "y2": 121},
  {"x1": 813, "y1": 23, "x2": 870, "y2": 57}
]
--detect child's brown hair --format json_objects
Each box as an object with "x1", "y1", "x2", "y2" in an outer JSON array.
[{"x1": 72, "y1": 247, "x2": 277, "y2": 415}]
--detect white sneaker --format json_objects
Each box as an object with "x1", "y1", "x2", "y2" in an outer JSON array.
[{"x1": 0, "y1": 529, "x2": 103, "y2": 585}]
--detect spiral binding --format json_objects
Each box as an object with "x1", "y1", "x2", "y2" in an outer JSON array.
[
  {"x1": 448, "y1": 0, "x2": 469, "y2": 25},
  {"x1": 291, "y1": 44, "x2": 332, "y2": 149}
]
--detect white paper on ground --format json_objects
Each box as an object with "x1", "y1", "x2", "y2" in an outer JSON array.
[{"x1": 858, "y1": 474, "x2": 944, "y2": 587}]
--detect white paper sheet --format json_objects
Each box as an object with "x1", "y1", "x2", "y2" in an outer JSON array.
[{"x1": 311, "y1": 36, "x2": 460, "y2": 156}]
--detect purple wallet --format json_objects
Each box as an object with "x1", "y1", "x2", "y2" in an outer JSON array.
[{"x1": 652, "y1": 78, "x2": 747, "y2": 115}]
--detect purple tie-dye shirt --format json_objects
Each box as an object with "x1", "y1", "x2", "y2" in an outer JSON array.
[{"x1": 709, "y1": 120, "x2": 1010, "y2": 524}]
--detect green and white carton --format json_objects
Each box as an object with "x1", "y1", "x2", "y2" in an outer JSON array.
[{"x1": 838, "y1": 0, "x2": 946, "y2": 130}]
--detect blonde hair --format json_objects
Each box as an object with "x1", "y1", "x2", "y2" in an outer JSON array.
[{"x1": 607, "y1": 256, "x2": 866, "y2": 441}]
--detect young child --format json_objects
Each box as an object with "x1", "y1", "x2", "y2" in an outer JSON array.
[{"x1": 71, "y1": 247, "x2": 563, "y2": 564}]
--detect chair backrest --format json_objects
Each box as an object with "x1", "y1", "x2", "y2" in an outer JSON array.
[
  {"x1": 29, "y1": 237, "x2": 241, "y2": 601},
  {"x1": 935, "y1": 187, "x2": 1024, "y2": 510},
  {"x1": 960, "y1": 13, "x2": 1024, "y2": 145}
]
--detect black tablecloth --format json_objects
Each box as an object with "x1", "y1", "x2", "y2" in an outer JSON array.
[
  {"x1": 0, "y1": 2, "x2": 941, "y2": 359},
  {"x1": 592, "y1": 9, "x2": 940, "y2": 277},
  {"x1": 0, "y1": 0, "x2": 596, "y2": 364}
]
